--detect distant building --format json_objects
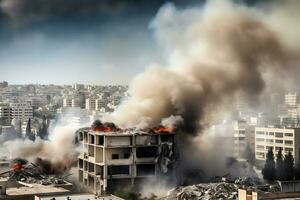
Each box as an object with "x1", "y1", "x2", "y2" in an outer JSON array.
[
  {"x1": 85, "y1": 98, "x2": 97, "y2": 111},
  {"x1": 255, "y1": 127, "x2": 300, "y2": 165},
  {"x1": 10, "y1": 102, "x2": 33, "y2": 123},
  {"x1": 72, "y1": 83, "x2": 85, "y2": 91},
  {"x1": 233, "y1": 120, "x2": 255, "y2": 158},
  {"x1": 63, "y1": 98, "x2": 81, "y2": 108},
  {"x1": 285, "y1": 92, "x2": 299, "y2": 107},
  {"x1": 0, "y1": 81, "x2": 8, "y2": 88},
  {"x1": 0, "y1": 103, "x2": 12, "y2": 125}
]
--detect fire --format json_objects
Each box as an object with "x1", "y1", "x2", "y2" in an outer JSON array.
[
  {"x1": 91, "y1": 126, "x2": 113, "y2": 132},
  {"x1": 11, "y1": 163, "x2": 24, "y2": 171},
  {"x1": 153, "y1": 126, "x2": 172, "y2": 133}
]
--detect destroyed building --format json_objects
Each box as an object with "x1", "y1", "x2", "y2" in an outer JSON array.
[{"x1": 77, "y1": 120, "x2": 175, "y2": 194}]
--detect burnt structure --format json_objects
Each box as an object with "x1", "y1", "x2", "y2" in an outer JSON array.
[{"x1": 77, "y1": 121, "x2": 175, "y2": 194}]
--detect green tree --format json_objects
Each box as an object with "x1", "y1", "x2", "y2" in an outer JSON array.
[
  {"x1": 262, "y1": 148, "x2": 276, "y2": 182},
  {"x1": 284, "y1": 151, "x2": 294, "y2": 180},
  {"x1": 276, "y1": 147, "x2": 285, "y2": 181},
  {"x1": 294, "y1": 148, "x2": 300, "y2": 180}
]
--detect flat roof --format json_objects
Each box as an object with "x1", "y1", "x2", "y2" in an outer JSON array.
[
  {"x1": 89, "y1": 130, "x2": 175, "y2": 136},
  {"x1": 36, "y1": 194, "x2": 124, "y2": 200},
  {"x1": 6, "y1": 184, "x2": 70, "y2": 196}
]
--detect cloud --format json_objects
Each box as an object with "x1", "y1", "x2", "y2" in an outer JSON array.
[{"x1": 0, "y1": 0, "x2": 147, "y2": 23}]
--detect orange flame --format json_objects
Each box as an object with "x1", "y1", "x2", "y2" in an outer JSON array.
[
  {"x1": 153, "y1": 126, "x2": 172, "y2": 133},
  {"x1": 11, "y1": 163, "x2": 23, "y2": 171},
  {"x1": 92, "y1": 126, "x2": 113, "y2": 132}
]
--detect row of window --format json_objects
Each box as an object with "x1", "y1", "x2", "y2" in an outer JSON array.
[
  {"x1": 256, "y1": 131, "x2": 293, "y2": 137},
  {"x1": 256, "y1": 145, "x2": 293, "y2": 152},
  {"x1": 256, "y1": 138, "x2": 293, "y2": 145}
]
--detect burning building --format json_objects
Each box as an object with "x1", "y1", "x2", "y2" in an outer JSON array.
[{"x1": 77, "y1": 120, "x2": 175, "y2": 195}]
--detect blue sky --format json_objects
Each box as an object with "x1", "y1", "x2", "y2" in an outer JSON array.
[{"x1": 0, "y1": 0, "x2": 262, "y2": 84}]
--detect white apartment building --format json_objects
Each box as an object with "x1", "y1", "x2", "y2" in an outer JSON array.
[
  {"x1": 63, "y1": 97, "x2": 81, "y2": 108},
  {"x1": 285, "y1": 92, "x2": 298, "y2": 107},
  {"x1": 77, "y1": 127, "x2": 175, "y2": 195},
  {"x1": 85, "y1": 98, "x2": 97, "y2": 111},
  {"x1": 10, "y1": 102, "x2": 33, "y2": 122},
  {"x1": 255, "y1": 127, "x2": 300, "y2": 164},
  {"x1": 0, "y1": 103, "x2": 12, "y2": 125},
  {"x1": 86, "y1": 98, "x2": 107, "y2": 112}
]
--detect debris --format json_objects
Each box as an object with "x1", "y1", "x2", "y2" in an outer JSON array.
[
  {"x1": 0, "y1": 158, "x2": 69, "y2": 186},
  {"x1": 165, "y1": 176, "x2": 257, "y2": 200}
]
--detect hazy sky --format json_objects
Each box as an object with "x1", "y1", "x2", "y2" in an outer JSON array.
[{"x1": 0, "y1": 0, "x2": 260, "y2": 85}]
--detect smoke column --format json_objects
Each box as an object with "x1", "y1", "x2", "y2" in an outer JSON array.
[
  {"x1": 111, "y1": 0, "x2": 299, "y2": 133},
  {"x1": 4, "y1": 126, "x2": 80, "y2": 173}
]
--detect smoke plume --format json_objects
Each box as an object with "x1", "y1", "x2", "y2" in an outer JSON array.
[
  {"x1": 3, "y1": 126, "x2": 79, "y2": 173},
  {"x1": 111, "y1": 0, "x2": 299, "y2": 133}
]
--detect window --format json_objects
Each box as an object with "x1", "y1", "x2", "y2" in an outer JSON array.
[
  {"x1": 268, "y1": 132, "x2": 274, "y2": 136},
  {"x1": 285, "y1": 133, "x2": 293, "y2": 137},
  {"x1": 275, "y1": 147, "x2": 282, "y2": 151},
  {"x1": 256, "y1": 138, "x2": 265, "y2": 142},
  {"x1": 266, "y1": 146, "x2": 273, "y2": 151},
  {"x1": 266, "y1": 139, "x2": 274, "y2": 143},
  {"x1": 275, "y1": 132, "x2": 283, "y2": 138},
  {"x1": 124, "y1": 153, "x2": 130, "y2": 159},
  {"x1": 285, "y1": 148, "x2": 293, "y2": 152},
  {"x1": 275, "y1": 140, "x2": 283, "y2": 144},
  {"x1": 285, "y1": 140, "x2": 293, "y2": 145},
  {"x1": 256, "y1": 145, "x2": 264, "y2": 150},
  {"x1": 256, "y1": 152, "x2": 265, "y2": 158},
  {"x1": 256, "y1": 131, "x2": 265, "y2": 135},
  {"x1": 112, "y1": 154, "x2": 119, "y2": 159}
]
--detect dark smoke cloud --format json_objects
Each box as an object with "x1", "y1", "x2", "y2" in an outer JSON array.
[
  {"x1": 0, "y1": 0, "x2": 196, "y2": 23},
  {"x1": 111, "y1": 0, "x2": 298, "y2": 133}
]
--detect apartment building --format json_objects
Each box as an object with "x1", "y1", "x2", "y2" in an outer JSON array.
[
  {"x1": 77, "y1": 126, "x2": 175, "y2": 195},
  {"x1": 233, "y1": 120, "x2": 255, "y2": 158},
  {"x1": 10, "y1": 102, "x2": 33, "y2": 123},
  {"x1": 63, "y1": 97, "x2": 81, "y2": 108},
  {"x1": 255, "y1": 127, "x2": 300, "y2": 165},
  {"x1": 285, "y1": 92, "x2": 299, "y2": 107},
  {"x1": 0, "y1": 103, "x2": 12, "y2": 125}
]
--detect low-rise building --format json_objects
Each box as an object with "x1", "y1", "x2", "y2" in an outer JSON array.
[{"x1": 77, "y1": 124, "x2": 175, "y2": 195}]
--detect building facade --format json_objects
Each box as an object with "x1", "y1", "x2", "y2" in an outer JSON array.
[
  {"x1": 255, "y1": 127, "x2": 300, "y2": 165},
  {"x1": 10, "y1": 102, "x2": 33, "y2": 123},
  {"x1": 0, "y1": 103, "x2": 12, "y2": 125},
  {"x1": 77, "y1": 128, "x2": 175, "y2": 195}
]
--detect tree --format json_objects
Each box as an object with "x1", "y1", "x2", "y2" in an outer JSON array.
[
  {"x1": 262, "y1": 148, "x2": 276, "y2": 182},
  {"x1": 25, "y1": 118, "x2": 35, "y2": 141},
  {"x1": 294, "y1": 148, "x2": 300, "y2": 180},
  {"x1": 284, "y1": 151, "x2": 294, "y2": 180},
  {"x1": 276, "y1": 147, "x2": 285, "y2": 181}
]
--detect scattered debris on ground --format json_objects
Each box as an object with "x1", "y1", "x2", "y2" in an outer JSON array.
[
  {"x1": 0, "y1": 158, "x2": 70, "y2": 186},
  {"x1": 164, "y1": 176, "x2": 257, "y2": 200}
]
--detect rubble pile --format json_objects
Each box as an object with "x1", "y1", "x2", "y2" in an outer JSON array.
[
  {"x1": 0, "y1": 158, "x2": 69, "y2": 186},
  {"x1": 165, "y1": 182, "x2": 239, "y2": 200},
  {"x1": 165, "y1": 177, "x2": 256, "y2": 200}
]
